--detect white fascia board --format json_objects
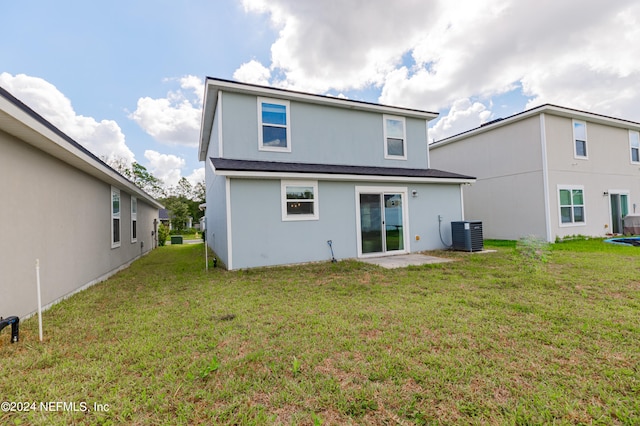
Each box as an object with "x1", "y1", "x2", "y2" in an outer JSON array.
[
  {"x1": 198, "y1": 83, "x2": 219, "y2": 161},
  {"x1": 215, "y1": 169, "x2": 475, "y2": 184}
]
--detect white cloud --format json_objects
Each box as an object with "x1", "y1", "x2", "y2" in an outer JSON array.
[
  {"x1": 185, "y1": 167, "x2": 205, "y2": 186},
  {"x1": 178, "y1": 75, "x2": 206, "y2": 105},
  {"x1": 129, "y1": 76, "x2": 204, "y2": 148},
  {"x1": 429, "y1": 99, "x2": 493, "y2": 142},
  {"x1": 241, "y1": 0, "x2": 435, "y2": 93},
  {"x1": 233, "y1": 60, "x2": 272, "y2": 86},
  {"x1": 381, "y1": 0, "x2": 640, "y2": 116},
  {"x1": 239, "y1": 0, "x2": 640, "y2": 122},
  {"x1": 143, "y1": 150, "x2": 185, "y2": 188},
  {"x1": 0, "y1": 72, "x2": 135, "y2": 164}
]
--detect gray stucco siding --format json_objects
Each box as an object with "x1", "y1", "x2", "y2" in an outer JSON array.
[
  {"x1": 406, "y1": 183, "x2": 465, "y2": 250},
  {"x1": 463, "y1": 171, "x2": 547, "y2": 241},
  {"x1": 228, "y1": 178, "x2": 357, "y2": 269},
  {"x1": 219, "y1": 92, "x2": 429, "y2": 169},
  {"x1": 227, "y1": 177, "x2": 464, "y2": 269},
  {"x1": 205, "y1": 172, "x2": 229, "y2": 267},
  {"x1": 545, "y1": 115, "x2": 636, "y2": 175},
  {"x1": 430, "y1": 115, "x2": 547, "y2": 240},
  {"x1": 1, "y1": 130, "x2": 158, "y2": 319},
  {"x1": 547, "y1": 170, "x2": 640, "y2": 239},
  {"x1": 431, "y1": 116, "x2": 543, "y2": 179},
  {"x1": 544, "y1": 115, "x2": 640, "y2": 239}
]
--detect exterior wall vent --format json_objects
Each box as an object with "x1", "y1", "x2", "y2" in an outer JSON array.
[{"x1": 451, "y1": 221, "x2": 484, "y2": 252}]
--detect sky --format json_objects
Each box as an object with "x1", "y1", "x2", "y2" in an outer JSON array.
[{"x1": 2, "y1": 0, "x2": 639, "y2": 189}]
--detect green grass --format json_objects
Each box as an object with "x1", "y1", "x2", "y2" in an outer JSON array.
[{"x1": 1, "y1": 239, "x2": 639, "y2": 425}]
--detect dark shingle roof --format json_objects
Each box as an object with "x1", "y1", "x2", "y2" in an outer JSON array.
[{"x1": 211, "y1": 158, "x2": 475, "y2": 180}]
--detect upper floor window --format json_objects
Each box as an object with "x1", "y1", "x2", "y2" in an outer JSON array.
[
  {"x1": 281, "y1": 180, "x2": 319, "y2": 221},
  {"x1": 384, "y1": 115, "x2": 407, "y2": 160},
  {"x1": 131, "y1": 196, "x2": 138, "y2": 243},
  {"x1": 111, "y1": 187, "x2": 121, "y2": 248},
  {"x1": 258, "y1": 97, "x2": 291, "y2": 152},
  {"x1": 558, "y1": 185, "x2": 585, "y2": 226},
  {"x1": 573, "y1": 120, "x2": 587, "y2": 159},
  {"x1": 629, "y1": 130, "x2": 640, "y2": 164}
]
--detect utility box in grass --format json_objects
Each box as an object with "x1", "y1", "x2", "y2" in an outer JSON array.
[{"x1": 170, "y1": 235, "x2": 183, "y2": 245}]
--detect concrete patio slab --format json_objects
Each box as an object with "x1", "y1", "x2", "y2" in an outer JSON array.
[{"x1": 358, "y1": 253, "x2": 455, "y2": 269}]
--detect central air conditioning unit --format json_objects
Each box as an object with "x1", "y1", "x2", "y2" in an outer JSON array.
[{"x1": 451, "y1": 221, "x2": 484, "y2": 252}]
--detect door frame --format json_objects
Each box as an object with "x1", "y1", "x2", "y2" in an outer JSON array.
[
  {"x1": 608, "y1": 189, "x2": 630, "y2": 234},
  {"x1": 355, "y1": 186, "x2": 409, "y2": 258}
]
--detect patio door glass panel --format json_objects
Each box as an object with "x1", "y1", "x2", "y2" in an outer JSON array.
[
  {"x1": 611, "y1": 194, "x2": 621, "y2": 233},
  {"x1": 359, "y1": 192, "x2": 405, "y2": 254},
  {"x1": 384, "y1": 194, "x2": 404, "y2": 251},
  {"x1": 621, "y1": 194, "x2": 629, "y2": 217},
  {"x1": 360, "y1": 194, "x2": 383, "y2": 254}
]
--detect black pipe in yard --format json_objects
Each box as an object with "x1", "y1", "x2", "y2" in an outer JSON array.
[{"x1": 0, "y1": 316, "x2": 19, "y2": 343}]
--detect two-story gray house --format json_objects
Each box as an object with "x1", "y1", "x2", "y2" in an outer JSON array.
[
  {"x1": 198, "y1": 78, "x2": 474, "y2": 269},
  {"x1": 430, "y1": 104, "x2": 640, "y2": 242}
]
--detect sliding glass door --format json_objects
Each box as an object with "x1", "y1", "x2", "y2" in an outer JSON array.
[
  {"x1": 358, "y1": 190, "x2": 406, "y2": 255},
  {"x1": 610, "y1": 192, "x2": 629, "y2": 234}
]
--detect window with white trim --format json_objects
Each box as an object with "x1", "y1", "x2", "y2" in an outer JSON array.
[
  {"x1": 383, "y1": 115, "x2": 407, "y2": 159},
  {"x1": 258, "y1": 97, "x2": 291, "y2": 152},
  {"x1": 573, "y1": 120, "x2": 587, "y2": 159},
  {"x1": 558, "y1": 186, "x2": 585, "y2": 225},
  {"x1": 111, "y1": 187, "x2": 121, "y2": 248},
  {"x1": 131, "y1": 196, "x2": 138, "y2": 243},
  {"x1": 629, "y1": 130, "x2": 640, "y2": 164},
  {"x1": 281, "y1": 180, "x2": 318, "y2": 221}
]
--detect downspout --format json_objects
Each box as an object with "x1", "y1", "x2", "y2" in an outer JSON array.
[
  {"x1": 540, "y1": 113, "x2": 552, "y2": 242},
  {"x1": 225, "y1": 176, "x2": 233, "y2": 270},
  {"x1": 460, "y1": 183, "x2": 465, "y2": 221}
]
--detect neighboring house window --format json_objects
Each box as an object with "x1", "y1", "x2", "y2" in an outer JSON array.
[
  {"x1": 573, "y1": 120, "x2": 588, "y2": 159},
  {"x1": 558, "y1": 186, "x2": 585, "y2": 225},
  {"x1": 384, "y1": 115, "x2": 407, "y2": 159},
  {"x1": 131, "y1": 196, "x2": 137, "y2": 243},
  {"x1": 112, "y1": 187, "x2": 121, "y2": 248},
  {"x1": 258, "y1": 97, "x2": 291, "y2": 152},
  {"x1": 629, "y1": 130, "x2": 640, "y2": 163},
  {"x1": 281, "y1": 180, "x2": 319, "y2": 221}
]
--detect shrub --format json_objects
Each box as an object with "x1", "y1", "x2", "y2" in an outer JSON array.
[
  {"x1": 170, "y1": 228, "x2": 198, "y2": 235},
  {"x1": 516, "y1": 235, "x2": 551, "y2": 271},
  {"x1": 158, "y1": 224, "x2": 170, "y2": 246}
]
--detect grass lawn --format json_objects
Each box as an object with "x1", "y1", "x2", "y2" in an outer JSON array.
[{"x1": 1, "y1": 239, "x2": 639, "y2": 425}]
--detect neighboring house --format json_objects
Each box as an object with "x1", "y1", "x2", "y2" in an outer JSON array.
[
  {"x1": 159, "y1": 208, "x2": 194, "y2": 231},
  {"x1": 159, "y1": 208, "x2": 171, "y2": 229},
  {"x1": 430, "y1": 104, "x2": 640, "y2": 242},
  {"x1": 198, "y1": 77, "x2": 474, "y2": 270},
  {"x1": 0, "y1": 86, "x2": 163, "y2": 320}
]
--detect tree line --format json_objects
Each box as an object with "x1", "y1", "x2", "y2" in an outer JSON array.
[{"x1": 106, "y1": 157, "x2": 205, "y2": 232}]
